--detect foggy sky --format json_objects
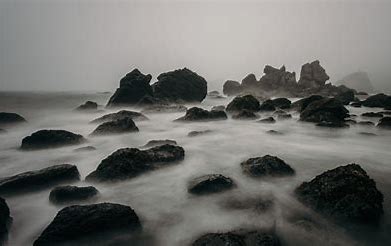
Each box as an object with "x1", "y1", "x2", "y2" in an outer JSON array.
[{"x1": 1, "y1": 0, "x2": 391, "y2": 92}]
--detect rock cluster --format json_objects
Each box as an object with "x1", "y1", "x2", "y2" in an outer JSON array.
[{"x1": 175, "y1": 107, "x2": 227, "y2": 121}]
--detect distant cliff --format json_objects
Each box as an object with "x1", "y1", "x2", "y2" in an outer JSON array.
[{"x1": 336, "y1": 72, "x2": 374, "y2": 93}]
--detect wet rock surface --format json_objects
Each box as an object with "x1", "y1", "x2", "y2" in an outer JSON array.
[
  {"x1": 0, "y1": 112, "x2": 26, "y2": 126},
  {"x1": 271, "y1": 98, "x2": 291, "y2": 109},
  {"x1": 74, "y1": 146, "x2": 97, "y2": 152},
  {"x1": 175, "y1": 107, "x2": 227, "y2": 121},
  {"x1": 20, "y1": 130, "x2": 85, "y2": 150},
  {"x1": 90, "y1": 117, "x2": 139, "y2": 135},
  {"x1": 226, "y1": 95, "x2": 260, "y2": 112},
  {"x1": 291, "y1": 95, "x2": 324, "y2": 112},
  {"x1": 241, "y1": 155, "x2": 295, "y2": 177},
  {"x1": 188, "y1": 174, "x2": 234, "y2": 195},
  {"x1": 49, "y1": 185, "x2": 99, "y2": 204},
  {"x1": 90, "y1": 110, "x2": 148, "y2": 124}
]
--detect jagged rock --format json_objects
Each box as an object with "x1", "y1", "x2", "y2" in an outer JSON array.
[
  {"x1": 152, "y1": 68, "x2": 207, "y2": 102},
  {"x1": 298, "y1": 60, "x2": 329, "y2": 88},
  {"x1": 291, "y1": 95, "x2": 324, "y2": 112},
  {"x1": 335, "y1": 90, "x2": 355, "y2": 105},
  {"x1": 49, "y1": 186, "x2": 99, "y2": 204},
  {"x1": 357, "y1": 121, "x2": 375, "y2": 126},
  {"x1": 188, "y1": 130, "x2": 212, "y2": 137},
  {"x1": 241, "y1": 74, "x2": 258, "y2": 89},
  {"x1": 362, "y1": 93, "x2": 391, "y2": 108},
  {"x1": 362, "y1": 112, "x2": 383, "y2": 118},
  {"x1": 75, "y1": 101, "x2": 98, "y2": 111},
  {"x1": 223, "y1": 80, "x2": 242, "y2": 96},
  {"x1": 336, "y1": 71, "x2": 374, "y2": 93},
  {"x1": 74, "y1": 146, "x2": 96, "y2": 152},
  {"x1": 300, "y1": 98, "x2": 349, "y2": 123},
  {"x1": 90, "y1": 110, "x2": 148, "y2": 124},
  {"x1": 259, "y1": 100, "x2": 276, "y2": 111},
  {"x1": 377, "y1": 117, "x2": 391, "y2": 129},
  {"x1": 33, "y1": 203, "x2": 141, "y2": 246},
  {"x1": 175, "y1": 107, "x2": 227, "y2": 121},
  {"x1": 142, "y1": 139, "x2": 177, "y2": 148},
  {"x1": 21, "y1": 130, "x2": 84, "y2": 150},
  {"x1": 241, "y1": 155, "x2": 295, "y2": 177},
  {"x1": 188, "y1": 174, "x2": 234, "y2": 195},
  {"x1": 107, "y1": 69, "x2": 153, "y2": 106},
  {"x1": 86, "y1": 144, "x2": 184, "y2": 182},
  {"x1": 272, "y1": 98, "x2": 291, "y2": 109},
  {"x1": 295, "y1": 164, "x2": 383, "y2": 225},
  {"x1": 90, "y1": 117, "x2": 139, "y2": 136},
  {"x1": 0, "y1": 112, "x2": 26, "y2": 126},
  {"x1": 259, "y1": 65, "x2": 296, "y2": 91},
  {"x1": 0, "y1": 164, "x2": 80, "y2": 196},
  {"x1": 232, "y1": 110, "x2": 259, "y2": 120},
  {"x1": 258, "y1": 117, "x2": 276, "y2": 124},
  {"x1": 226, "y1": 95, "x2": 260, "y2": 112},
  {"x1": 0, "y1": 197, "x2": 11, "y2": 240}
]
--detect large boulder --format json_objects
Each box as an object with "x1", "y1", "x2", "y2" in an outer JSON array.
[
  {"x1": 86, "y1": 144, "x2": 184, "y2": 182},
  {"x1": 241, "y1": 155, "x2": 295, "y2": 177},
  {"x1": 226, "y1": 95, "x2": 260, "y2": 112},
  {"x1": 152, "y1": 68, "x2": 207, "y2": 102},
  {"x1": 259, "y1": 65, "x2": 297, "y2": 91},
  {"x1": 90, "y1": 117, "x2": 139, "y2": 136},
  {"x1": 335, "y1": 71, "x2": 374, "y2": 93},
  {"x1": 300, "y1": 98, "x2": 349, "y2": 123},
  {"x1": 188, "y1": 174, "x2": 234, "y2": 195},
  {"x1": 377, "y1": 117, "x2": 391, "y2": 129},
  {"x1": 362, "y1": 93, "x2": 391, "y2": 108},
  {"x1": 175, "y1": 107, "x2": 227, "y2": 121},
  {"x1": 298, "y1": 60, "x2": 329, "y2": 88},
  {"x1": 295, "y1": 164, "x2": 383, "y2": 225},
  {"x1": 0, "y1": 164, "x2": 80, "y2": 196},
  {"x1": 90, "y1": 110, "x2": 148, "y2": 124},
  {"x1": 107, "y1": 69, "x2": 153, "y2": 106},
  {"x1": 241, "y1": 74, "x2": 259, "y2": 89},
  {"x1": 33, "y1": 203, "x2": 141, "y2": 246},
  {"x1": 75, "y1": 101, "x2": 98, "y2": 111},
  {"x1": 0, "y1": 197, "x2": 11, "y2": 240},
  {"x1": 291, "y1": 95, "x2": 324, "y2": 112},
  {"x1": 272, "y1": 98, "x2": 291, "y2": 109},
  {"x1": 49, "y1": 185, "x2": 98, "y2": 204},
  {"x1": 223, "y1": 80, "x2": 242, "y2": 96},
  {"x1": 21, "y1": 130, "x2": 85, "y2": 150},
  {"x1": 0, "y1": 112, "x2": 26, "y2": 126},
  {"x1": 259, "y1": 100, "x2": 276, "y2": 111}
]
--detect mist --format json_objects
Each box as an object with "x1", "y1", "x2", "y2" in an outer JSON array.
[{"x1": 1, "y1": 0, "x2": 391, "y2": 92}]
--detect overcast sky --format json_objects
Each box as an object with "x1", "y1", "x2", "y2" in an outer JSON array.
[{"x1": 1, "y1": 0, "x2": 390, "y2": 92}]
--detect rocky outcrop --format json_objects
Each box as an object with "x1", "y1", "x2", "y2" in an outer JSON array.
[
  {"x1": 152, "y1": 68, "x2": 207, "y2": 102},
  {"x1": 362, "y1": 93, "x2": 391, "y2": 108},
  {"x1": 175, "y1": 107, "x2": 227, "y2": 121},
  {"x1": 21, "y1": 130, "x2": 84, "y2": 150},
  {"x1": 142, "y1": 139, "x2": 177, "y2": 148},
  {"x1": 300, "y1": 98, "x2": 349, "y2": 123},
  {"x1": 241, "y1": 155, "x2": 295, "y2": 177},
  {"x1": 86, "y1": 144, "x2": 184, "y2": 182},
  {"x1": 226, "y1": 95, "x2": 260, "y2": 112},
  {"x1": 90, "y1": 117, "x2": 139, "y2": 136},
  {"x1": 49, "y1": 186, "x2": 99, "y2": 204},
  {"x1": 223, "y1": 80, "x2": 242, "y2": 96},
  {"x1": 336, "y1": 71, "x2": 374, "y2": 93},
  {"x1": 33, "y1": 203, "x2": 141, "y2": 246},
  {"x1": 75, "y1": 101, "x2": 98, "y2": 111},
  {"x1": 0, "y1": 164, "x2": 80, "y2": 196},
  {"x1": 298, "y1": 60, "x2": 329, "y2": 88},
  {"x1": 90, "y1": 110, "x2": 148, "y2": 124},
  {"x1": 188, "y1": 174, "x2": 234, "y2": 195},
  {"x1": 0, "y1": 197, "x2": 11, "y2": 241},
  {"x1": 259, "y1": 65, "x2": 297, "y2": 91},
  {"x1": 377, "y1": 117, "x2": 391, "y2": 129},
  {"x1": 241, "y1": 74, "x2": 259, "y2": 89},
  {"x1": 0, "y1": 112, "x2": 26, "y2": 126},
  {"x1": 295, "y1": 164, "x2": 383, "y2": 225}
]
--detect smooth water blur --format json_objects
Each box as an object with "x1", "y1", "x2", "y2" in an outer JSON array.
[{"x1": 0, "y1": 92, "x2": 390, "y2": 246}]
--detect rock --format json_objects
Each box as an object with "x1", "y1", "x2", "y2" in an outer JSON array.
[
  {"x1": 20, "y1": 130, "x2": 84, "y2": 150},
  {"x1": 272, "y1": 98, "x2": 291, "y2": 109},
  {"x1": 361, "y1": 112, "x2": 383, "y2": 118},
  {"x1": 335, "y1": 90, "x2": 355, "y2": 105},
  {"x1": 175, "y1": 107, "x2": 227, "y2": 121},
  {"x1": 188, "y1": 130, "x2": 212, "y2": 137},
  {"x1": 188, "y1": 174, "x2": 234, "y2": 195},
  {"x1": 291, "y1": 95, "x2": 324, "y2": 112},
  {"x1": 141, "y1": 104, "x2": 187, "y2": 114},
  {"x1": 362, "y1": 93, "x2": 391, "y2": 108},
  {"x1": 142, "y1": 139, "x2": 177, "y2": 148},
  {"x1": 49, "y1": 186, "x2": 99, "y2": 204},
  {"x1": 192, "y1": 229, "x2": 281, "y2": 246},
  {"x1": 316, "y1": 121, "x2": 349, "y2": 128},
  {"x1": 300, "y1": 98, "x2": 349, "y2": 123},
  {"x1": 74, "y1": 146, "x2": 96, "y2": 152},
  {"x1": 75, "y1": 101, "x2": 98, "y2": 111},
  {"x1": 258, "y1": 117, "x2": 276, "y2": 124},
  {"x1": 90, "y1": 110, "x2": 148, "y2": 124},
  {"x1": 232, "y1": 110, "x2": 259, "y2": 120},
  {"x1": 335, "y1": 71, "x2": 374, "y2": 93},
  {"x1": 357, "y1": 91, "x2": 368, "y2": 95},
  {"x1": 377, "y1": 117, "x2": 391, "y2": 129},
  {"x1": 350, "y1": 102, "x2": 362, "y2": 107},
  {"x1": 357, "y1": 121, "x2": 375, "y2": 126},
  {"x1": 0, "y1": 164, "x2": 80, "y2": 196},
  {"x1": 259, "y1": 65, "x2": 297, "y2": 91},
  {"x1": 222, "y1": 196, "x2": 274, "y2": 213},
  {"x1": 226, "y1": 95, "x2": 260, "y2": 112},
  {"x1": 266, "y1": 130, "x2": 283, "y2": 135},
  {"x1": 295, "y1": 164, "x2": 383, "y2": 225},
  {"x1": 358, "y1": 132, "x2": 377, "y2": 136},
  {"x1": 107, "y1": 69, "x2": 153, "y2": 106},
  {"x1": 241, "y1": 155, "x2": 295, "y2": 177},
  {"x1": 211, "y1": 105, "x2": 225, "y2": 112},
  {"x1": 33, "y1": 203, "x2": 141, "y2": 246},
  {"x1": 380, "y1": 111, "x2": 391, "y2": 115},
  {"x1": 0, "y1": 197, "x2": 11, "y2": 240},
  {"x1": 90, "y1": 117, "x2": 139, "y2": 136},
  {"x1": 241, "y1": 74, "x2": 259, "y2": 89},
  {"x1": 0, "y1": 112, "x2": 26, "y2": 126},
  {"x1": 277, "y1": 113, "x2": 292, "y2": 120},
  {"x1": 208, "y1": 91, "x2": 220, "y2": 96},
  {"x1": 223, "y1": 80, "x2": 242, "y2": 96},
  {"x1": 86, "y1": 144, "x2": 184, "y2": 182},
  {"x1": 298, "y1": 60, "x2": 329, "y2": 88},
  {"x1": 259, "y1": 100, "x2": 276, "y2": 111},
  {"x1": 152, "y1": 68, "x2": 207, "y2": 102},
  {"x1": 345, "y1": 119, "x2": 357, "y2": 125}
]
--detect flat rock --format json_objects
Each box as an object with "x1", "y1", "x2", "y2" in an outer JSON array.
[
  {"x1": 175, "y1": 107, "x2": 227, "y2": 121},
  {"x1": 49, "y1": 185, "x2": 99, "y2": 204},
  {"x1": 74, "y1": 146, "x2": 97, "y2": 152},
  {"x1": 316, "y1": 121, "x2": 349, "y2": 128},
  {"x1": 90, "y1": 110, "x2": 148, "y2": 124},
  {"x1": 241, "y1": 155, "x2": 295, "y2": 177},
  {"x1": 357, "y1": 121, "x2": 375, "y2": 126},
  {"x1": 188, "y1": 174, "x2": 234, "y2": 195},
  {"x1": 21, "y1": 130, "x2": 84, "y2": 150},
  {"x1": 90, "y1": 117, "x2": 139, "y2": 136}
]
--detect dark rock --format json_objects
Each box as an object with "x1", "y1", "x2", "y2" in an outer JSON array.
[
  {"x1": 49, "y1": 186, "x2": 99, "y2": 204},
  {"x1": 241, "y1": 155, "x2": 295, "y2": 177},
  {"x1": 380, "y1": 111, "x2": 391, "y2": 115},
  {"x1": 74, "y1": 146, "x2": 97, "y2": 152},
  {"x1": 107, "y1": 69, "x2": 153, "y2": 106},
  {"x1": 223, "y1": 80, "x2": 242, "y2": 96},
  {"x1": 241, "y1": 74, "x2": 259, "y2": 89},
  {"x1": 33, "y1": 203, "x2": 141, "y2": 246},
  {"x1": 0, "y1": 164, "x2": 80, "y2": 196},
  {"x1": 258, "y1": 117, "x2": 276, "y2": 124},
  {"x1": 232, "y1": 110, "x2": 259, "y2": 120},
  {"x1": 141, "y1": 104, "x2": 187, "y2": 114},
  {"x1": 295, "y1": 164, "x2": 383, "y2": 225},
  {"x1": 300, "y1": 98, "x2": 349, "y2": 123},
  {"x1": 0, "y1": 197, "x2": 11, "y2": 240},
  {"x1": 266, "y1": 130, "x2": 283, "y2": 135},
  {"x1": 362, "y1": 93, "x2": 391, "y2": 108},
  {"x1": 272, "y1": 98, "x2": 291, "y2": 109},
  {"x1": 90, "y1": 110, "x2": 148, "y2": 124},
  {"x1": 188, "y1": 130, "x2": 212, "y2": 137},
  {"x1": 358, "y1": 132, "x2": 377, "y2": 136},
  {"x1": 357, "y1": 91, "x2": 368, "y2": 95},
  {"x1": 90, "y1": 117, "x2": 139, "y2": 136},
  {"x1": 152, "y1": 68, "x2": 207, "y2": 102},
  {"x1": 291, "y1": 95, "x2": 324, "y2": 112},
  {"x1": 345, "y1": 119, "x2": 357, "y2": 125},
  {"x1": 357, "y1": 121, "x2": 375, "y2": 126},
  {"x1": 142, "y1": 139, "x2": 177, "y2": 148},
  {"x1": 361, "y1": 112, "x2": 383, "y2": 118},
  {"x1": 259, "y1": 100, "x2": 276, "y2": 111},
  {"x1": 335, "y1": 90, "x2": 355, "y2": 105},
  {"x1": 226, "y1": 95, "x2": 260, "y2": 112},
  {"x1": 350, "y1": 102, "x2": 362, "y2": 107},
  {"x1": 298, "y1": 60, "x2": 329, "y2": 88},
  {"x1": 377, "y1": 117, "x2": 391, "y2": 129},
  {"x1": 259, "y1": 65, "x2": 296, "y2": 91},
  {"x1": 20, "y1": 130, "x2": 84, "y2": 150},
  {"x1": 335, "y1": 72, "x2": 374, "y2": 93},
  {"x1": 75, "y1": 101, "x2": 98, "y2": 111},
  {"x1": 175, "y1": 107, "x2": 227, "y2": 121},
  {"x1": 188, "y1": 174, "x2": 234, "y2": 195},
  {"x1": 0, "y1": 112, "x2": 26, "y2": 126},
  {"x1": 316, "y1": 121, "x2": 349, "y2": 128},
  {"x1": 86, "y1": 144, "x2": 184, "y2": 182}
]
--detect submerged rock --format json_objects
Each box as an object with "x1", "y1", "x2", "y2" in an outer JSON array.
[
  {"x1": 0, "y1": 164, "x2": 80, "y2": 196},
  {"x1": 74, "y1": 146, "x2": 97, "y2": 152},
  {"x1": 223, "y1": 80, "x2": 242, "y2": 96},
  {"x1": 175, "y1": 107, "x2": 227, "y2": 121},
  {"x1": 241, "y1": 155, "x2": 295, "y2": 177},
  {"x1": 142, "y1": 139, "x2": 177, "y2": 148},
  {"x1": 86, "y1": 144, "x2": 184, "y2": 182},
  {"x1": 0, "y1": 197, "x2": 11, "y2": 240},
  {"x1": 291, "y1": 95, "x2": 324, "y2": 112},
  {"x1": 362, "y1": 93, "x2": 391, "y2": 108},
  {"x1": 377, "y1": 117, "x2": 391, "y2": 129},
  {"x1": 49, "y1": 185, "x2": 99, "y2": 204},
  {"x1": 90, "y1": 110, "x2": 148, "y2": 124},
  {"x1": 75, "y1": 101, "x2": 98, "y2": 111},
  {"x1": 259, "y1": 100, "x2": 276, "y2": 111},
  {"x1": 90, "y1": 117, "x2": 139, "y2": 135},
  {"x1": 226, "y1": 95, "x2": 260, "y2": 112},
  {"x1": 266, "y1": 130, "x2": 283, "y2": 135},
  {"x1": 232, "y1": 110, "x2": 259, "y2": 120},
  {"x1": 188, "y1": 174, "x2": 234, "y2": 195},
  {"x1": 300, "y1": 98, "x2": 349, "y2": 123},
  {"x1": 33, "y1": 203, "x2": 141, "y2": 246},
  {"x1": 295, "y1": 164, "x2": 383, "y2": 225},
  {"x1": 258, "y1": 117, "x2": 276, "y2": 124},
  {"x1": 362, "y1": 112, "x2": 383, "y2": 118},
  {"x1": 188, "y1": 130, "x2": 212, "y2": 137},
  {"x1": 0, "y1": 112, "x2": 26, "y2": 126},
  {"x1": 21, "y1": 130, "x2": 84, "y2": 150}
]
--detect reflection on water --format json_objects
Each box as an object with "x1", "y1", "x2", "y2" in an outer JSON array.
[{"x1": 0, "y1": 92, "x2": 390, "y2": 245}]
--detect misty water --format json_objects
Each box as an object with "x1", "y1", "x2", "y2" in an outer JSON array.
[{"x1": 0, "y1": 92, "x2": 391, "y2": 246}]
